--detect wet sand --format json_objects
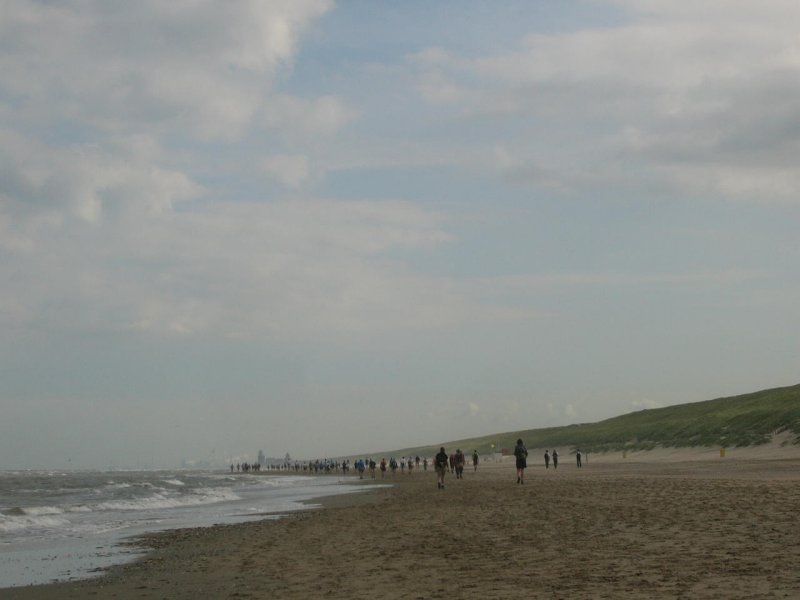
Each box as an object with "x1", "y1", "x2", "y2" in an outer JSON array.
[{"x1": 3, "y1": 455, "x2": 800, "y2": 599}]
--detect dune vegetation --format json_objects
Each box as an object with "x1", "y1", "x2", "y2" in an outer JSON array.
[{"x1": 377, "y1": 384, "x2": 800, "y2": 458}]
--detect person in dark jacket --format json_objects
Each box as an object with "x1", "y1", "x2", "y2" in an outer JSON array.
[
  {"x1": 514, "y1": 439, "x2": 528, "y2": 484},
  {"x1": 434, "y1": 447, "x2": 449, "y2": 489}
]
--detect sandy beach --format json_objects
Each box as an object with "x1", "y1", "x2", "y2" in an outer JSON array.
[{"x1": 3, "y1": 450, "x2": 800, "y2": 599}]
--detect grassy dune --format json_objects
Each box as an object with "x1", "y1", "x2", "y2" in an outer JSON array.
[{"x1": 376, "y1": 383, "x2": 800, "y2": 458}]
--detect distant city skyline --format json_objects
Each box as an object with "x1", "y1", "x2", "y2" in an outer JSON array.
[{"x1": 2, "y1": 1, "x2": 798, "y2": 469}]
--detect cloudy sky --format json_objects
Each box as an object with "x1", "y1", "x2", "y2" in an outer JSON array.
[{"x1": 2, "y1": 1, "x2": 798, "y2": 469}]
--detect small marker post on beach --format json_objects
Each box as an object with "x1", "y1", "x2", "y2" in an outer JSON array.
[{"x1": 720, "y1": 447, "x2": 726, "y2": 458}]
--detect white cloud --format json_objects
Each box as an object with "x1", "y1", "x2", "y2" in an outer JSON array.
[
  {"x1": 0, "y1": 1, "x2": 334, "y2": 140},
  {"x1": 262, "y1": 154, "x2": 311, "y2": 188},
  {"x1": 0, "y1": 128, "x2": 203, "y2": 223},
  {"x1": 416, "y1": 71, "x2": 463, "y2": 105},
  {"x1": 263, "y1": 94, "x2": 359, "y2": 138},
  {"x1": 1, "y1": 197, "x2": 478, "y2": 339},
  {"x1": 407, "y1": 1, "x2": 800, "y2": 203},
  {"x1": 0, "y1": 0, "x2": 340, "y2": 232}
]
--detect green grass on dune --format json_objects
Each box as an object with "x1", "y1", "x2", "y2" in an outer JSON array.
[{"x1": 371, "y1": 384, "x2": 800, "y2": 459}]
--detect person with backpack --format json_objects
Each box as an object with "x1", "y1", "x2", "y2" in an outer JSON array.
[
  {"x1": 434, "y1": 447, "x2": 449, "y2": 489},
  {"x1": 514, "y1": 438, "x2": 528, "y2": 484}
]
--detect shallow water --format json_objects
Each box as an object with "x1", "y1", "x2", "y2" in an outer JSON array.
[{"x1": 0, "y1": 469, "x2": 383, "y2": 587}]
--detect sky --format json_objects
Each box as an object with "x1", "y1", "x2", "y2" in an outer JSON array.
[{"x1": 1, "y1": 0, "x2": 798, "y2": 469}]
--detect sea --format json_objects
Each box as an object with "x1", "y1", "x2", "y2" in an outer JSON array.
[{"x1": 0, "y1": 469, "x2": 384, "y2": 588}]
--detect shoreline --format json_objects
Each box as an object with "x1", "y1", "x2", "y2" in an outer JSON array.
[
  {"x1": 3, "y1": 454, "x2": 800, "y2": 598},
  {"x1": 0, "y1": 472, "x2": 385, "y2": 594},
  {"x1": 0, "y1": 475, "x2": 388, "y2": 598}
]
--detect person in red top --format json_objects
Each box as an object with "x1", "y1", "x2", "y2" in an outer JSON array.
[{"x1": 454, "y1": 449, "x2": 466, "y2": 479}]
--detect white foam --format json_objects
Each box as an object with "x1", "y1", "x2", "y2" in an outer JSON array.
[
  {"x1": 94, "y1": 487, "x2": 240, "y2": 512},
  {"x1": 162, "y1": 479, "x2": 185, "y2": 486},
  {"x1": 0, "y1": 514, "x2": 70, "y2": 533},
  {"x1": 21, "y1": 506, "x2": 64, "y2": 516}
]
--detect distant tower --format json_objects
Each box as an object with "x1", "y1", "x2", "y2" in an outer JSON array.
[{"x1": 258, "y1": 450, "x2": 265, "y2": 465}]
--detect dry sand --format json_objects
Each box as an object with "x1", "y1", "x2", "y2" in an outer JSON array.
[{"x1": 3, "y1": 450, "x2": 800, "y2": 599}]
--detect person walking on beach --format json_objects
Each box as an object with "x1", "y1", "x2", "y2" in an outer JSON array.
[
  {"x1": 380, "y1": 458, "x2": 387, "y2": 479},
  {"x1": 472, "y1": 450, "x2": 479, "y2": 472},
  {"x1": 514, "y1": 439, "x2": 528, "y2": 484},
  {"x1": 552, "y1": 449, "x2": 559, "y2": 469},
  {"x1": 423, "y1": 457, "x2": 428, "y2": 471},
  {"x1": 576, "y1": 449, "x2": 582, "y2": 468},
  {"x1": 449, "y1": 452, "x2": 455, "y2": 474},
  {"x1": 544, "y1": 450, "x2": 550, "y2": 469},
  {"x1": 390, "y1": 457, "x2": 398, "y2": 477},
  {"x1": 435, "y1": 447, "x2": 449, "y2": 489},
  {"x1": 454, "y1": 449, "x2": 465, "y2": 479}
]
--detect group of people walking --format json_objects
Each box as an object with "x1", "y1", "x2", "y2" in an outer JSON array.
[
  {"x1": 435, "y1": 440, "x2": 583, "y2": 488},
  {"x1": 433, "y1": 448, "x2": 481, "y2": 488},
  {"x1": 514, "y1": 441, "x2": 585, "y2": 484},
  {"x1": 241, "y1": 442, "x2": 583, "y2": 488},
  {"x1": 353, "y1": 454, "x2": 480, "y2": 480},
  {"x1": 543, "y1": 448, "x2": 559, "y2": 469}
]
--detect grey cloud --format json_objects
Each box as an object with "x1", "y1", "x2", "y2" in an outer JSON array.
[{"x1": 408, "y1": 5, "x2": 800, "y2": 202}]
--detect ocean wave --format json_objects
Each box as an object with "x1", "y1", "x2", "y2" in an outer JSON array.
[
  {"x1": 20, "y1": 505, "x2": 64, "y2": 516},
  {"x1": 94, "y1": 487, "x2": 240, "y2": 512},
  {"x1": 162, "y1": 479, "x2": 185, "y2": 486},
  {"x1": 0, "y1": 513, "x2": 70, "y2": 533}
]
